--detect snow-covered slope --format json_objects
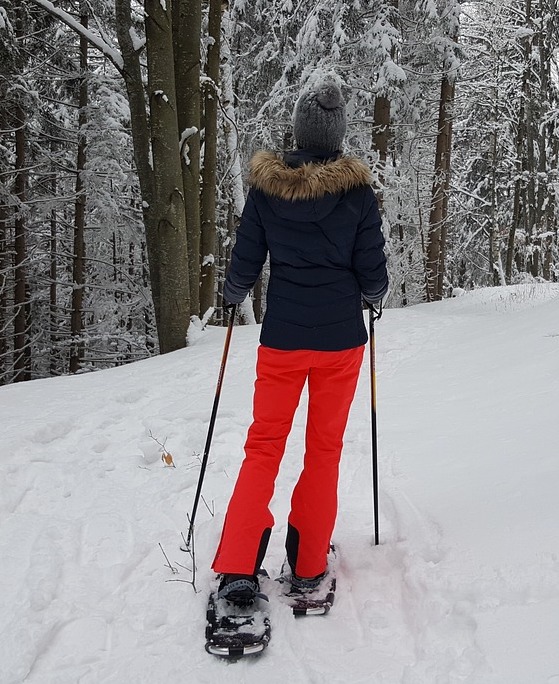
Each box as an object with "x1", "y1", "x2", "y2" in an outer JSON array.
[{"x1": 2, "y1": 284, "x2": 559, "y2": 684}]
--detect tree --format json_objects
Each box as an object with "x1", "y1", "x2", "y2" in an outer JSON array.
[
  {"x1": 199, "y1": 0, "x2": 223, "y2": 316},
  {"x1": 174, "y1": 0, "x2": 202, "y2": 318},
  {"x1": 144, "y1": 0, "x2": 190, "y2": 350},
  {"x1": 69, "y1": 6, "x2": 89, "y2": 373},
  {"x1": 449, "y1": 0, "x2": 558, "y2": 290},
  {"x1": 5, "y1": 4, "x2": 33, "y2": 382},
  {"x1": 425, "y1": 0, "x2": 460, "y2": 301}
]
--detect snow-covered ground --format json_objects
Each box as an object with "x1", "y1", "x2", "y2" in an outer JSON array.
[{"x1": 2, "y1": 284, "x2": 559, "y2": 684}]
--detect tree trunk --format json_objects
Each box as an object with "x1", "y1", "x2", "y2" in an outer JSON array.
[
  {"x1": 49, "y1": 156, "x2": 58, "y2": 375},
  {"x1": 507, "y1": 156, "x2": 523, "y2": 282},
  {"x1": 221, "y1": 8, "x2": 250, "y2": 323},
  {"x1": 199, "y1": 0, "x2": 223, "y2": 316},
  {"x1": 13, "y1": 105, "x2": 29, "y2": 382},
  {"x1": 0, "y1": 200, "x2": 8, "y2": 383},
  {"x1": 535, "y1": 4, "x2": 552, "y2": 281},
  {"x1": 523, "y1": 0, "x2": 538, "y2": 277},
  {"x1": 141, "y1": 240, "x2": 154, "y2": 350},
  {"x1": 127, "y1": 241, "x2": 135, "y2": 331},
  {"x1": 221, "y1": 9, "x2": 245, "y2": 222},
  {"x1": 69, "y1": 11, "x2": 88, "y2": 374},
  {"x1": 505, "y1": 0, "x2": 533, "y2": 283},
  {"x1": 0, "y1": 95, "x2": 8, "y2": 383},
  {"x1": 398, "y1": 222, "x2": 408, "y2": 306},
  {"x1": 174, "y1": 0, "x2": 201, "y2": 319},
  {"x1": 425, "y1": 29, "x2": 457, "y2": 302},
  {"x1": 370, "y1": 1, "x2": 400, "y2": 297},
  {"x1": 145, "y1": 0, "x2": 190, "y2": 352},
  {"x1": 371, "y1": 95, "x2": 390, "y2": 208},
  {"x1": 425, "y1": 76, "x2": 455, "y2": 301},
  {"x1": 12, "y1": 8, "x2": 30, "y2": 382},
  {"x1": 488, "y1": 121, "x2": 500, "y2": 286},
  {"x1": 115, "y1": 0, "x2": 160, "y2": 348}
]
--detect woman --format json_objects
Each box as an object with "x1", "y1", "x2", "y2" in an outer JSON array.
[{"x1": 212, "y1": 75, "x2": 389, "y2": 604}]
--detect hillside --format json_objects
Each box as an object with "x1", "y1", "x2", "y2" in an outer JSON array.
[{"x1": 1, "y1": 284, "x2": 559, "y2": 684}]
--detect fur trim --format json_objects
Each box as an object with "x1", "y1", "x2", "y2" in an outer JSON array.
[{"x1": 249, "y1": 151, "x2": 372, "y2": 201}]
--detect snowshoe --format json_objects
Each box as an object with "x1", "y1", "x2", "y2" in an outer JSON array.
[
  {"x1": 277, "y1": 544, "x2": 337, "y2": 616},
  {"x1": 205, "y1": 570, "x2": 271, "y2": 658}
]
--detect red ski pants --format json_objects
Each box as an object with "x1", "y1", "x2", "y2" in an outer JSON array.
[{"x1": 212, "y1": 344, "x2": 364, "y2": 578}]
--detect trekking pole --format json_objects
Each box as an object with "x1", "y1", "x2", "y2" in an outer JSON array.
[
  {"x1": 182, "y1": 304, "x2": 237, "y2": 553},
  {"x1": 369, "y1": 304, "x2": 382, "y2": 546}
]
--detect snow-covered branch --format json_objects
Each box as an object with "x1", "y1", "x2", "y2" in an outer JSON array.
[{"x1": 28, "y1": 0, "x2": 124, "y2": 71}]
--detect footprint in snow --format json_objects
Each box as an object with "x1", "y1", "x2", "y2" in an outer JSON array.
[
  {"x1": 80, "y1": 513, "x2": 134, "y2": 568},
  {"x1": 30, "y1": 420, "x2": 75, "y2": 445}
]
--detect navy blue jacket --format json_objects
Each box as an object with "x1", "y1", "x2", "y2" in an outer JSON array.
[{"x1": 224, "y1": 149, "x2": 389, "y2": 351}]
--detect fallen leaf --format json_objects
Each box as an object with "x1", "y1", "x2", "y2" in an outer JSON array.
[{"x1": 162, "y1": 452, "x2": 175, "y2": 467}]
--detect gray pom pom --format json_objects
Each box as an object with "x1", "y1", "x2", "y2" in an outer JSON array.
[{"x1": 316, "y1": 84, "x2": 343, "y2": 110}]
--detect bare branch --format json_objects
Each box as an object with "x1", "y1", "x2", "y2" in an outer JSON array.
[{"x1": 158, "y1": 543, "x2": 178, "y2": 574}]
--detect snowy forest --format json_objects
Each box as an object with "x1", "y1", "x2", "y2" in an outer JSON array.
[{"x1": 0, "y1": 0, "x2": 558, "y2": 384}]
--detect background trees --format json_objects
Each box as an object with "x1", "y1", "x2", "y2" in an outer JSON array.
[
  {"x1": 450, "y1": 0, "x2": 559, "y2": 290},
  {"x1": 0, "y1": 0, "x2": 557, "y2": 384}
]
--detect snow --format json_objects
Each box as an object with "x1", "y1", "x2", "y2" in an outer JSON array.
[
  {"x1": 128, "y1": 27, "x2": 146, "y2": 52},
  {"x1": 513, "y1": 27, "x2": 535, "y2": 39},
  {"x1": 154, "y1": 90, "x2": 170, "y2": 104},
  {"x1": 179, "y1": 127, "x2": 198, "y2": 166},
  {"x1": 0, "y1": 7, "x2": 9, "y2": 31},
  {"x1": 2, "y1": 284, "x2": 559, "y2": 683}
]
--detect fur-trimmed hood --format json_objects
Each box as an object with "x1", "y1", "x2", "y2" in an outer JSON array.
[{"x1": 249, "y1": 150, "x2": 372, "y2": 202}]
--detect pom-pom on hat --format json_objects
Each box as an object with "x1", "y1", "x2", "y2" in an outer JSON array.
[{"x1": 293, "y1": 74, "x2": 347, "y2": 152}]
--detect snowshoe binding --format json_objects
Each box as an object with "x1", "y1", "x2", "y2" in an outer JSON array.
[
  {"x1": 278, "y1": 544, "x2": 337, "y2": 616},
  {"x1": 205, "y1": 570, "x2": 271, "y2": 658}
]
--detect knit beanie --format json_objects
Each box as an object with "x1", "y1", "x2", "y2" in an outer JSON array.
[{"x1": 293, "y1": 76, "x2": 347, "y2": 152}]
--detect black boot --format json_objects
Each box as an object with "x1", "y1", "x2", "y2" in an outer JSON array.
[
  {"x1": 290, "y1": 571, "x2": 326, "y2": 594},
  {"x1": 217, "y1": 573, "x2": 269, "y2": 606}
]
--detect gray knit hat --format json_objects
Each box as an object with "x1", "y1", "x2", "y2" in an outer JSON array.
[{"x1": 293, "y1": 77, "x2": 347, "y2": 152}]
